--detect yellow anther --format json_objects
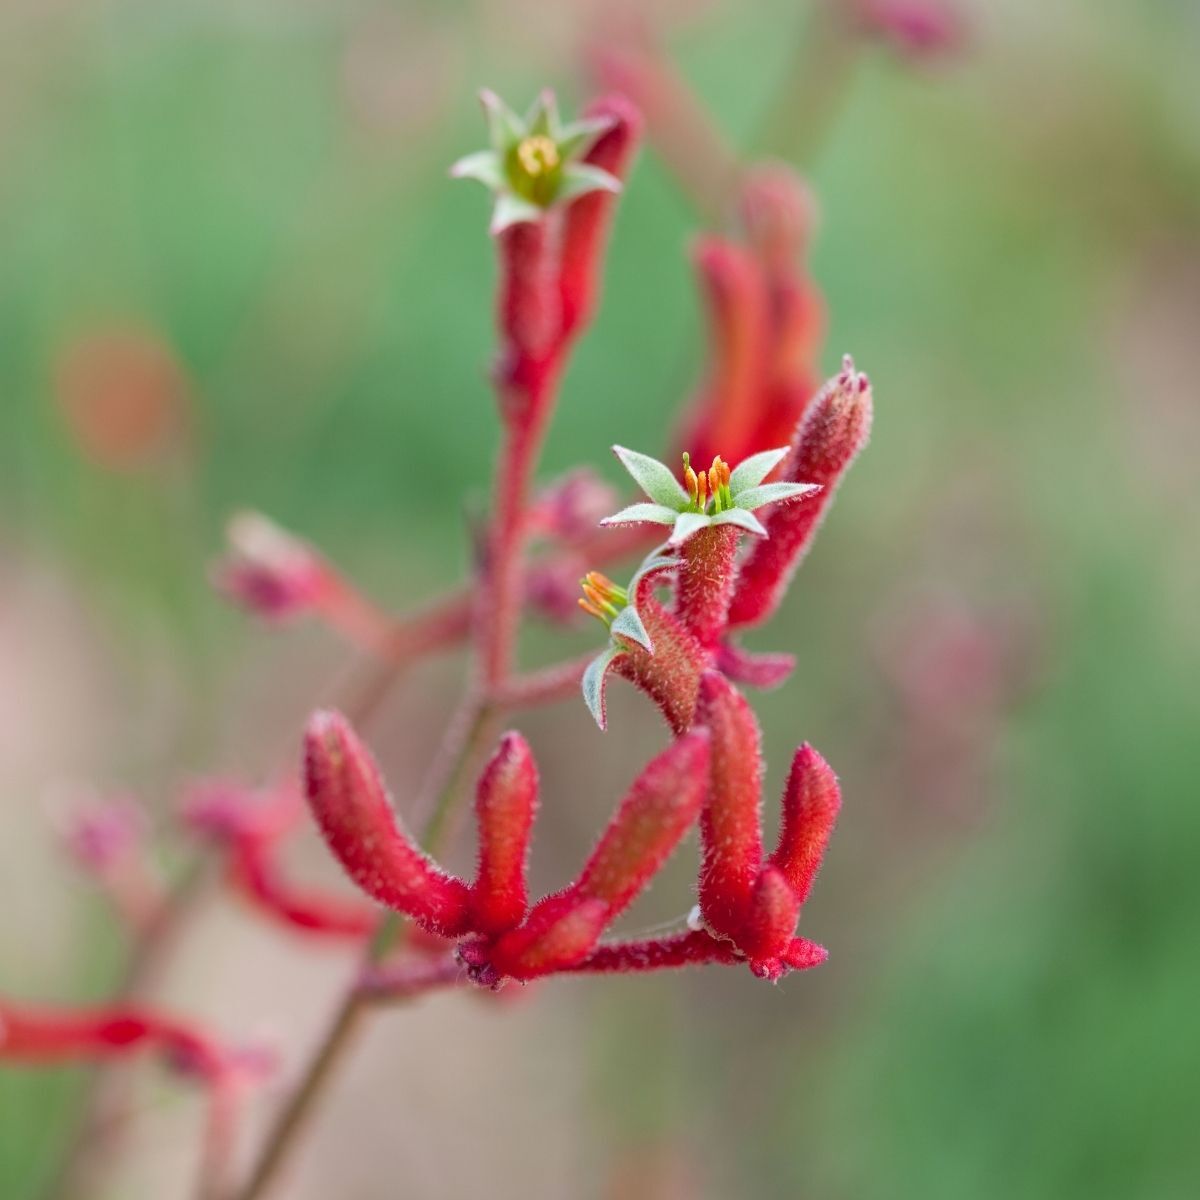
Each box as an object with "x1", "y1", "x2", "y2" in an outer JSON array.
[
  {"x1": 578, "y1": 597, "x2": 606, "y2": 621},
  {"x1": 697, "y1": 469, "x2": 709, "y2": 510},
  {"x1": 516, "y1": 135, "x2": 560, "y2": 178}
]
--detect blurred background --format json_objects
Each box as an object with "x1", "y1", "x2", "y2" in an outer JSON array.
[{"x1": 2, "y1": 0, "x2": 1198, "y2": 1197}]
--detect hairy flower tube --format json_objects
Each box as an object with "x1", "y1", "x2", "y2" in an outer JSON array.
[{"x1": 693, "y1": 671, "x2": 841, "y2": 979}]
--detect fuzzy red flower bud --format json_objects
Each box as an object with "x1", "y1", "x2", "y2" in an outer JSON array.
[
  {"x1": 497, "y1": 217, "x2": 560, "y2": 373},
  {"x1": 728, "y1": 356, "x2": 873, "y2": 629},
  {"x1": 675, "y1": 522, "x2": 742, "y2": 648},
  {"x1": 475, "y1": 895, "x2": 611, "y2": 984},
  {"x1": 470, "y1": 732, "x2": 539, "y2": 935},
  {"x1": 695, "y1": 672, "x2": 764, "y2": 939},
  {"x1": 571, "y1": 729, "x2": 710, "y2": 919},
  {"x1": 560, "y1": 93, "x2": 642, "y2": 338},
  {"x1": 739, "y1": 866, "x2": 801, "y2": 978},
  {"x1": 303, "y1": 710, "x2": 471, "y2": 937},
  {"x1": 768, "y1": 743, "x2": 840, "y2": 906}
]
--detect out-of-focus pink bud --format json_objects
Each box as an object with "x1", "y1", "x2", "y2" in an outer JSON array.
[
  {"x1": 716, "y1": 641, "x2": 796, "y2": 690},
  {"x1": 560, "y1": 93, "x2": 643, "y2": 339},
  {"x1": 525, "y1": 554, "x2": 590, "y2": 624},
  {"x1": 853, "y1": 0, "x2": 966, "y2": 61},
  {"x1": 59, "y1": 794, "x2": 145, "y2": 874},
  {"x1": 694, "y1": 672, "x2": 764, "y2": 939},
  {"x1": 530, "y1": 469, "x2": 619, "y2": 545},
  {"x1": 738, "y1": 163, "x2": 817, "y2": 279},
  {"x1": 769, "y1": 744, "x2": 841, "y2": 907},
  {"x1": 678, "y1": 237, "x2": 770, "y2": 469},
  {"x1": 728, "y1": 356, "x2": 873, "y2": 629},
  {"x1": 470, "y1": 733, "x2": 539, "y2": 936},
  {"x1": 212, "y1": 511, "x2": 329, "y2": 622},
  {"x1": 178, "y1": 777, "x2": 299, "y2": 845},
  {"x1": 303, "y1": 710, "x2": 471, "y2": 937}
]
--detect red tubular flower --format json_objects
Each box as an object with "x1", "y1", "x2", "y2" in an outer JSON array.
[
  {"x1": 768, "y1": 743, "x2": 841, "y2": 907},
  {"x1": 470, "y1": 732, "x2": 539, "y2": 935},
  {"x1": 472, "y1": 895, "x2": 611, "y2": 985},
  {"x1": 715, "y1": 641, "x2": 796, "y2": 690},
  {"x1": 495, "y1": 217, "x2": 561, "y2": 405},
  {"x1": 727, "y1": 356, "x2": 873, "y2": 630},
  {"x1": 570, "y1": 728, "x2": 710, "y2": 917},
  {"x1": 469, "y1": 731, "x2": 710, "y2": 984},
  {"x1": 303, "y1": 710, "x2": 471, "y2": 937},
  {"x1": 226, "y1": 834, "x2": 377, "y2": 940},
  {"x1": 0, "y1": 998, "x2": 227, "y2": 1080},
  {"x1": 675, "y1": 522, "x2": 741, "y2": 648},
  {"x1": 694, "y1": 672, "x2": 763, "y2": 939},
  {"x1": 559, "y1": 93, "x2": 643, "y2": 339}
]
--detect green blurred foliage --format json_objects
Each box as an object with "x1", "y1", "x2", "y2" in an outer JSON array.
[{"x1": 1, "y1": 0, "x2": 1198, "y2": 1196}]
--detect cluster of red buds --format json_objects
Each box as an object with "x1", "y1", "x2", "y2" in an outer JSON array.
[{"x1": 8, "y1": 56, "x2": 884, "y2": 1196}]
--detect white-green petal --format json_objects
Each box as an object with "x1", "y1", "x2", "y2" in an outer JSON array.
[
  {"x1": 490, "y1": 192, "x2": 543, "y2": 234},
  {"x1": 582, "y1": 645, "x2": 622, "y2": 730},
  {"x1": 612, "y1": 446, "x2": 690, "y2": 509},
  {"x1": 558, "y1": 116, "x2": 616, "y2": 160},
  {"x1": 525, "y1": 89, "x2": 561, "y2": 140},
  {"x1": 710, "y1": 509, "x2": 768, "y2": 536},
  {"x1": 610, "y1": 604, "x2": 652, "y2": 653},
  {"x1": 480, "y1": 89, "x2": 524, "y2": 153},
  {"x1": 600, "y1": 502, "x2": 679, "y2": 528},
  {"x1": 668, "y1": 511, "x2": 714, "y2": 546},
  {"x1": 556, "y1": 163, "x2": 621, "y2": 204},
  {"x1": 449, "y1": 151, "x2": 505, "y2": 190},
  {"x1": 733, "y1": 481, "x2": 820, "y2": 511},
  {"x1": 727, "y1": 446, "x2": 790, "y2": 494}
]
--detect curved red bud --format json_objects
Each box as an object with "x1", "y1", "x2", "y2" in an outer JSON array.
[
  {"x1": 695, "y1": 672, "x2": 764, "y2": 939},
  {"x1": 740, "y1": 866, "x2": 801, "y2": 973},
  {"x1": 303, "y1": 711, "x2": 471, "y2": 937},
  {"x1": 769, "y1": 743, "x2": 840, "y2": 907},
  {"x1": 483, "y1": 895, "x2": 610, "y2": 983},
  {"x1": 0, "y1": 998, "x2": 226, "y2": 1081},
  {"x1": 226, "y1": 834, "x2": 376, "y2": 940},
  {"x1": 782, "y1": 937, "x2": 829, "y2": 971},
  {"x1": 471, "y1": 732, "x2": 539, "y2": 935},
  {"x1": 572, "y1": 729, "x2": 710, "y2": 919},
  {"x1": 728, "y1": 358, "x2": 872, "y2": 628},
  {"x1": 716, "y1": 641, "x2": 796, "y2": 690}
]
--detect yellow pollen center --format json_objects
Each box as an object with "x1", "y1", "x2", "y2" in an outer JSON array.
[{"x1": 516, "y1": 135, "x2": 560, "y2": 177}]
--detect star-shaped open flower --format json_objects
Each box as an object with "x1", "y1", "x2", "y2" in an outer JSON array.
[
  {"x1": 451, "y1": 89, "x2": 621, "y2": 234},
  {"x1": 600, "y1": 446, "x2": 820, "y2": 548}
]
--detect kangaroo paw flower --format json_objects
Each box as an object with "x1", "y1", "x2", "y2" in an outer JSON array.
[
  {"x1": 303, "y1": 711, "x2": 471, "y2": 938},
  {"x1": 470, "y1": 732, "x2": 539, "y2": 935}
]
